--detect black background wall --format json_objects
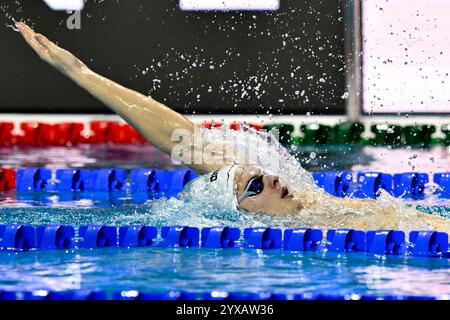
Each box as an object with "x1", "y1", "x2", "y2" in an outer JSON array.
[{"x1": 0, "y1": 0, "x2": 345, "y2": 114}]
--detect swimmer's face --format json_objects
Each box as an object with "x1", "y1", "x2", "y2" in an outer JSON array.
[{"x1": 234, "y1": 165, "x2": 303, "y2": 215}]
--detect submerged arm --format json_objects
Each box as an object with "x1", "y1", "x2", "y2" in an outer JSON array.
[
  {"x1": 17, "y1": 22, "x2": 220, "y2": 173},
  {"x1": 336, "y1": 198, "x2": 450, "y2": 233}
]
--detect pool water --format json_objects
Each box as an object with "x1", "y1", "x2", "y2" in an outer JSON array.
[
  {"x1": 1, "y1": 143, "x2": 450, "y2": 298},
  {"x1": 2, "y1": 143, "x2": 449, "y2": 173},
  {"x1": 0, "y1": 244, "x2": 449, "y2": 297},
  {"x1": 2, "y1": 240, "x2": 450, "y2": 298},
  {"x1": 1, "y1": 197, "x2": 450, "y2": 226}
]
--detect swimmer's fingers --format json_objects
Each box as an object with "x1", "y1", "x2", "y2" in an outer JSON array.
[
  {"x1": 17, "y1": 22, "x2": 84, "y2": 73},
  {"x1": 20, "y1": 23, "x2": 61, "y2": 60},
  {"x1": 17, "y1": 22, "x2": 52, "y2": 61},
  {"x1": 35, "y1": 34, "x2": 62, "y2": 56}
]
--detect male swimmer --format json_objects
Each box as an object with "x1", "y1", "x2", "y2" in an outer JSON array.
[{"x1": 16, "y1": 22, "x2": 450, "y2": 233}]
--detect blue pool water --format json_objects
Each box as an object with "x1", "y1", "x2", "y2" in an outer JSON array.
[
  {"x1": 0, "y1": 240, "x2": 449, "y2": 297},
  {"x1": 1, "y1": 144, "x2": 450, "y2": 298}
]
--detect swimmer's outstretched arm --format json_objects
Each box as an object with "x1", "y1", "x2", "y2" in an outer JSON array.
[{"x1": 17, "y1": 22, "x2": 217, "y2": 174}]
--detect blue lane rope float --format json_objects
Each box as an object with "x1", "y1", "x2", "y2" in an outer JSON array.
[
  {"x1": 119, "y1": 225, "x2": 158, "y2": 247},
  {"x1": 393, "y1": 172, "x2": 429, "y2": 199},
  {"x1": 160, "y1": 226, "x2": 200, "y2": 247},
  {"x1": 0, "y1": 224, "x2": 35, "y2": 252},
  {"x1": 365, "y1": 230, "x2": 407, "y2": 255},
  {"x1": 312, "y1": 171, "x2": 433, "y2": 199},
  {"x1": 16, "y1": 168, "x2": 52, "y2": 193},
  {"x1": 409, "y1": 230, "x2": 449, "y2": 257},
  {"x1": 244, "y1": 227, "x2": 282, "y2": 250},
  {"x1": 434, "y1": 173, "x2": 450, "y2": 198},
  {"x1": 201, "y1": 226, "x2": 240, "y2": 248},
  {"x1": 0, "y1": 224, "x2": 449, "y2": 258},
  {"x1": 326, "y1": 229, "x2": 365, "y2": 252},
  {"x1": 283, "y1": 228, "x2": 322, "y2": 251},
  {"x1": 36, "y1": 225, "x2": 75, "y2": 250},
  {"x1": 14, "y1": 167, "x2": 199, "y2": 198},
  {"x1": 78, "y1": 225, "x2": 118, "y2": 249},
  {"x1": 0, "y1": 289, "x2": 448, "y2": 300},
  {"x1": 357, "y1": 172, "x2": 393, "y2": 198},
  {"x1": 3, "y1": 167, "x2": 450, "y2": 200}
]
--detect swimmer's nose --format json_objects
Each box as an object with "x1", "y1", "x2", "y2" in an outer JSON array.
[{"x1": 264, "y1": 175, "x2": 279, "y2": 190}]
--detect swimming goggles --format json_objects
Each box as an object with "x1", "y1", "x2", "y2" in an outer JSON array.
[{"x1": 237, "y1": 175, "x2": 265, "y2": 204}]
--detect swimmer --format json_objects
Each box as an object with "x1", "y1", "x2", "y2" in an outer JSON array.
[{"x1": 16, "y1": 22, "x2": 450, "y2": 233}]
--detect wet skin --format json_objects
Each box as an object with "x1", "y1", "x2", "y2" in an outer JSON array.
[
  {"x1": 15, "y1": 23, "x2": 450, "y2": 232},
  {"x1": 234, "y1": 165, "x2": 303, "y2": 215}
]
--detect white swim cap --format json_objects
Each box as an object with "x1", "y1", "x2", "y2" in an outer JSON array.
[{"x1": 181, "y1": 164, "x2": 240, "y2": 213}]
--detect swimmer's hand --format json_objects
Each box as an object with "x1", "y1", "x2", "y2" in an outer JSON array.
[
  {"x1": 17, "y1": 22, "x2": 87, "y2": 76},
  {"x1": 16, "y1": 22, "x2": 204, "y2": 173}
]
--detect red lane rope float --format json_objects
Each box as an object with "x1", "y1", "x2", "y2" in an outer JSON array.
[
  {"x1": 108, "y1": 122, "x2": 147, "y2": 144},
  {"x1": 18, "y1": 122, "x2": 49, "y2": 145},
  {"x1": 0, "y1": 121, "x2": 263, "y2": 146},
  {"x1": 198, "y1": 121, "x2": 263, "y2": 131},
  {"x1": 51, "y1": 123, "x2": 84, "y2": 146},
  {"x1": 0, "y1": 122, "x2": 16, "y2": 146},
  {"x1": 80, "y1": 121, "x2": 148, "y2": 144},
  {"x1": 0, "y1": 169, "x2": 15, "y2": 191},
  {"x1": 80, "y1": 121, "x2": 114, "y2": 144},
  {"x1": 6, "y1": 122, "x2": 84, "y2": 146},
  {"x1": 2, "y1": 121, "x2": 80, "y2": 146},
  {"x1": 229, "y1": 121, "x2": 263, "y2": 131},
  {"x1": 197, "y1": 121, "x2": 224, "y2": 129}
]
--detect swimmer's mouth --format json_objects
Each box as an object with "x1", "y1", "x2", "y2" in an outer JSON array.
[{"x1": 280, "y1": 185, "x2": 292, "y2": 199}]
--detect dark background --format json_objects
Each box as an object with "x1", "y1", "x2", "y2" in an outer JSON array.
[{"x1": 0, "y1": 0, "x2": 346, "y2": 114}]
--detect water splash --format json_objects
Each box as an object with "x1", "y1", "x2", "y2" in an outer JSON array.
[
  {"x1": 6, "y1": 18, "x2": 19, "y2": 32},
  {"x1": 1, "y1": 7, "x2": 20, "y2": 32},
  {"x1": 0, "y1": 127, "x2": 448, "y2": 233},
  {"x1": 174, "y1": 126, "x2": 450, "y2": 234},
  {"x1": 0, "y1": 0, "x2": 26, "y2": 32}
]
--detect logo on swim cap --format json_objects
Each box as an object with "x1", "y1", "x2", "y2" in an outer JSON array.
[{"x1": 210, "y1": 170, "x2": 218, "y2": 182}]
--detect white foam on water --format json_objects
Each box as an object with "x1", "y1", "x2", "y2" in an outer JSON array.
[{"x1": 145, "y1": 126, "x2": 450, "y2": 233}]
